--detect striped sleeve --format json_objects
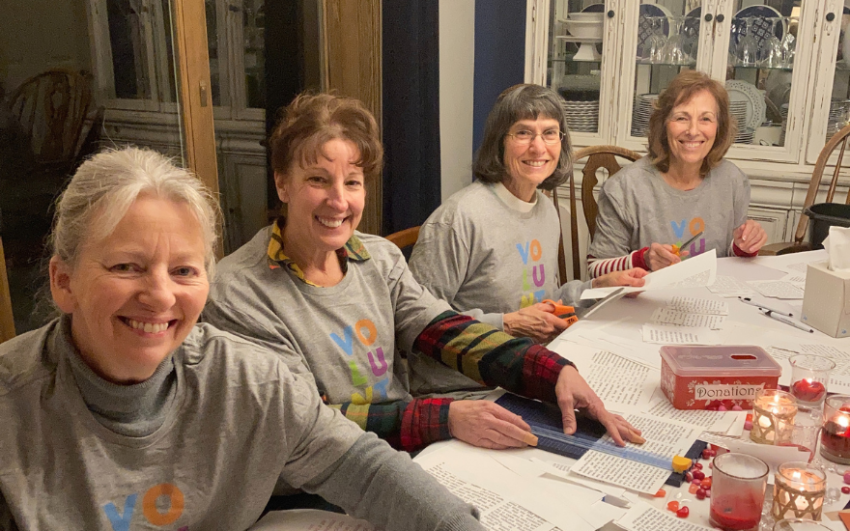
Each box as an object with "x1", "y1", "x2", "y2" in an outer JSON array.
[
  {"x1": 331, "y1": 398, "x2": 453, "y2": 452},
  {"x1": 587, "y1": 247, "x2": 649, "y2": 278},
  {"x1": 412, "y1": 311, "x2": 573, "y2": 404}
]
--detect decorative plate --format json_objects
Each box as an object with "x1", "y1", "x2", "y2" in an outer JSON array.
[
  {"x1": 638, "y1": 4, "x2": 673, "y2": 57},
  {"x1": 731, "y1": 5, "x2": 784, "y2": 50},
  {"x1": 683, "y1": 7, "x2": 702, "y2": 59},
  {"x1": 726, "y1": 79, "x2": 766, "y2": 130}
]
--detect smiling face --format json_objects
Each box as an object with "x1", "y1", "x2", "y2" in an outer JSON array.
[
  {"x1": 502, "y1": 116, "x2": 562, "y2": 201},
  {"x1": 50, "y1": 195, "x2": 209, "y2": 384},
  {"x1": 665, "y1": 89, "x2": 719, "y2": 170},
  {"x1": 275, "y1": 138, "x2": 366, "y2": 261}
]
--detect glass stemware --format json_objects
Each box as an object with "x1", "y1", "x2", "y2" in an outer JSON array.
[
  {"x1": 780, "y1": 16, "x2": 796, "y2": 67},
  {"x1": 736, "y1": 17, "x2": 759, "y2": 67},
  {"x1": 760, "y1": 17, "x2": 784, "y2": 68},
  {"x1": 662, "y1": 15, "x2": 692, "y2": 65},
  {"x1": 646, "y1": 17, "x2": 667, "y2": 64}
]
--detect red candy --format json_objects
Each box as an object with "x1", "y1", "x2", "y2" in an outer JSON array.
[
  {"x1": 685, "y1": 472, "x2": 693, "y2": 482},
  {"x1": 694, "y1": 463, "x2": 703, "y2": 470},
  {"x1": 689, "y1": 483, "x2": 700, "y2": 494},
  {"x1": 696, "y1": 488, "x2": 706, "y2": 500},
  {"x1": 843, "y1": 486, "x2": 850, "y2": 495},
  {"x1": 702, "y1": 477, "x2": 712, "y2": 489},
  {"x1": 693, "y1": 470, "x2": 706, "y2": 480},
  {"x1": 655, "y1": 489, "x2": 666, "y2": 498},
  {"x1": 693, "y1": 479, "x2": 702, "y2": 487},
  {"x1": 667, "y1": 501, "x2": 680, "y2": 512},
  {"x1": 677, "y1": 506, "x2": 690, "y2": 518},
  {"x1": 792, "y1": 379, "x2": 827, "y2": 403}
]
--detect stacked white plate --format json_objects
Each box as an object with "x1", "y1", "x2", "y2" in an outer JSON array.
[
  {"x1": 827, "y1": 100, "x2": 850, "y2": 138},
  {"x1": 631, "y1": 94, "x2": 658, "y2": 137},
  {"x1": 730, "y1": 101, "x2": 749, "y2": 142},
  {"x1": 734, "y1": 128, "x2": 755, "y2": 144},
  {"x1": 562, "y1": 100, "x2": 599, "y2": 133}
]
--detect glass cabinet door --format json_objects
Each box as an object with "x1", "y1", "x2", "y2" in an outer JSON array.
[
  {"x1": 805, "y1": 0, "x2": 850, "y2": 163},
  {"x1": 615, "y1": 0, "x2": 710, "y2": 149},
  {"x1": 546, "y1": 0, "x2": 614, "y2": 140},
  {"x1": 718, "y1": 0, "x2": 809, "y2": 160}
]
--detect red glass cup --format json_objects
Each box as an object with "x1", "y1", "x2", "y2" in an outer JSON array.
[
  {"x1": 789, "y1": 354, "x2": 834, "y2": 411},
  {"x1": 820, "y1": 395, "x2": 850, "y2": 465},
  {"x1": 709, "y1": 453, "x2": 769, "y2": 531}
]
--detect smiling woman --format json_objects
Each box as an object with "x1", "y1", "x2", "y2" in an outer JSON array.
[
  {"x1": 586, "y1": 70, "x2": 769, "y2": 278},
  {"x1": 0, "y1": 146, "x2": 492, "y2": 531}
]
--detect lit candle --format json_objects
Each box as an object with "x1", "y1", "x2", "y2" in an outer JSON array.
[
  {"x1": 821, "y1": 396, "x2": 850, "y2": 464},
  {"x1": 750, "y1": 389, "x2": 797, "y2": 445},
  {"x1": 771, "y1": 462, "x2": 826, "y2": 521}
]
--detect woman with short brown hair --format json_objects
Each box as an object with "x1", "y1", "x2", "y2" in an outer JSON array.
[{"x1": 587, "y1": 70, "x2": 767, "y2": 277}]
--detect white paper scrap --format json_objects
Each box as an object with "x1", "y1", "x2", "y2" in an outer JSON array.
[
  {"x1": 569, "y1": 450, "x2": 670, "y2": 495},
  {"x1": 641, "y1": 324, "x2": 719, "y2": 345},
  {"x1": 581, "y1": 249, "x2": 717, "y2": 299},
  {"x1": 650, "y1": 307, "x2": 726, "y2": 329},
  {"x1": 706, "y1": 275, "x2": 755, "y2": 297},
  {"x1": 645, "y1": 397, "x2": 738, "y2": 433},
  {"x1": 747, "y1": 280, "x2": 805, "y2": 299},
  {"x1": 616, "y1": 502, "x2": 714, "y2": 531},
  {"x1": 668, "y1": 296, "x2": 729, "y2": 315}
]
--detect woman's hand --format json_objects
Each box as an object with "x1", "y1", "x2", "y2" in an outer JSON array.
[
  {"x1": 503, "y1": 303, "x2": 569, "y2": 343},
  {"x1": 594, "y1": 268, "x2": 648, "y2": 288},
  {"x1": 555, "y1": 366, "x2": 642, "y2": 446},
  {"x1": 645, "y1": 243, "x2": 684, "y2": 272},
  {"x1": 733, "y1": 220, "x2": 768, "y2": 254},
  {"x1": 448, "y1": 400, "x2": 537, "y2": 449}
]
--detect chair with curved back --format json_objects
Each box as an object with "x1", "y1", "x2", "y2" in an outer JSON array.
[
  {"x1": 8, "y1": 69, "x2": 93, "y2": 165},
  {"x1": 385, "y1": 226, "x2": 420, "y2": 251},
  {"x1": 556, "y1": 145, "x2": 641, "y2": 280},
  {"x1": 761, "y1": 122, "x2": 850, "y2": 255}
]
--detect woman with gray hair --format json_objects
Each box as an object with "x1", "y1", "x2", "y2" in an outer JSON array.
[
  {"x1": 0, "y1": 146, "x2": 487, "y2": 531},
  {"x1": 409, "y1": 84, "x2": 645, "y2": 350}
]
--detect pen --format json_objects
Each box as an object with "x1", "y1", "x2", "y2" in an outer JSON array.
[
  {"x1": 672, "y1": 231, "x2": 704, "y2": 257},
  {"x1": 738, "y1": 296, "x2": 794, "y2": 318},
  {"x1": 761, "y1": 309, "x2": 814, "y2": 333}
]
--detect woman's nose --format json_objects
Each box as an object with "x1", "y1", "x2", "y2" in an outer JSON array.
[
  {"x1": 529, "y1": 133, "x2": 547, "y2": 151},
  {"x1": 139, "y1": 271, "x2": 176, "y2": 310},
  {"x1": 326, "y1": 182, "x2": 348, "y2": 207}
]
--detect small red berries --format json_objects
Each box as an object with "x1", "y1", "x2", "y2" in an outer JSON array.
[{"x1": 676, "y1": 506, "x2": 690, "y2": 518}]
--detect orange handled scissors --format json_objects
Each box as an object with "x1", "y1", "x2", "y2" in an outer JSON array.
[
  {"x1": 671, "y1": 231, "x2": 704, "y2": 257},
  {"x1": 541, "y1": 299, "x2": 579, "y2": 327}
]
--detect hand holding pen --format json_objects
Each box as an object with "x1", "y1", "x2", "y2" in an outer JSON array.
[{"x1": 644, "y1": 231, "x2": 703, "y2": 272}]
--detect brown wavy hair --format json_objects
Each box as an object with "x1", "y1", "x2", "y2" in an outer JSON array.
[
  {"x1": 269, "y1": 92, "x2": 384, "y2": 181},
  {"x1": 647, "y1": 71, "x2": 736, "y2": 177},
  {"x1": 473, "y1": 84, "x2": 573, "y2": 191}
]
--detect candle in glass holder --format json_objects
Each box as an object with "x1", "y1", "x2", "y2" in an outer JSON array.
[
  {"x1": 710, "y1": 453, "x2": 769, "y2": 531},
  {"x1": 820, "y1": 395, "x2": 850, "y2": 464},
  {"x1": 751, "y1": 389, "x2": 798, "y2": 445},
  {"x1": 770, "y1": 461, "x2": 826, "y2": 521},
  {"x1": 789, "y1": 354, "x2": 834, "y2": 411}
]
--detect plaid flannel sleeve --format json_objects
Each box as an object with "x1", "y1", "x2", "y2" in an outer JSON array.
[
  {"x1": 413, "y1": 311, "x2": 574, "y2": 404},
  {"x1": 329, "y1": 397, "x2": 453, "y2": 452}
]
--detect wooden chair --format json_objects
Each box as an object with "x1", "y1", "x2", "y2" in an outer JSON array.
[
  {"x1": 8, "y1": 69, "x2": 92, "y2": 165},
  {"x1": 0, "y1": 209, "x2": 15, "y2": 344},
  {"x1": 558, "y1": 146, "x2": 641, "y2": 280},
  {"x1": 761, "y1": 122, "x2": 850, "y2": 255},
  {"x1": 385, "y1": 226, "x2": 420, "y2": 250}
]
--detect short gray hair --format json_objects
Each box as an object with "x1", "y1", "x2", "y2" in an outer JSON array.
[
  {"x1": 473, "y1": 84, "x2": 573, "y2": 191},
  {"x1": 51, "y1": 146, "x2": 220, "y2": 276}
]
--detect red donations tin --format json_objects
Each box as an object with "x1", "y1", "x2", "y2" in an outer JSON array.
[{"x1": 659, "y1": 345, "x2": 781, "y2": 410}]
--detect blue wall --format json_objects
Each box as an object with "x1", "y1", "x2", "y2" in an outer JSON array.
[{"x1": 472, "y1": 0, "x2": 527, "y2": 156}]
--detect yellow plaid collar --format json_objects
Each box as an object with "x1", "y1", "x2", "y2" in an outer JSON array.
[{"x1": 266, "y1": 218, "x2": 370, "y2": 285}]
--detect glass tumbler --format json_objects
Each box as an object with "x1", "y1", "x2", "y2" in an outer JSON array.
[{"x1": 710, "y1": 453, "x2": 769, "y2": 531}]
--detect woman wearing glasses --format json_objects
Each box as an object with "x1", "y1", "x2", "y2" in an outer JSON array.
[{"x1": 409, "y1": 84, "x2": 645, "y2": 357}]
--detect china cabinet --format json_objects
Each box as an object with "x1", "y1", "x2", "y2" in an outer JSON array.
[
  {"x1": 85, "y1": 0, "x2": 268, "y2": 252},
  {"x1": 526, "y1": 0, "x2": 850, "y2": 278}
]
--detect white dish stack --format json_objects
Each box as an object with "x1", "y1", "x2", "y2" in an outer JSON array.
[
  {"x1": 731, "y1": 101, "x2": 753, "y2": 144},
  {"x1": 827, "y1": 100, "x2": 850, "y2": 139},
  {"x1": 631, "y1": 94, "x2": 658, "y2": 137},
  {"x1": 562, "y1": 100, "x2": 600, "y2": 133}
]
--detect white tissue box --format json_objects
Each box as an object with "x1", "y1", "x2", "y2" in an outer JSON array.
[{"x1": 801, "y1": 261, "x2": 850, "y2": 338}]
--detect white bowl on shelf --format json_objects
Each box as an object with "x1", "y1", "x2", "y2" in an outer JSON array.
[
  {"x1": 565, "y1": 20, "x2": 604, "y2": 39},
  {"x1": 567, "y1": 12, "x2": 604, "y2": 23}
]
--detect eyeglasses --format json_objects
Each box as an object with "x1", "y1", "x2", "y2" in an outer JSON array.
[{"x1": 505, "y1": 129, "x2": 565, "y2": 145}]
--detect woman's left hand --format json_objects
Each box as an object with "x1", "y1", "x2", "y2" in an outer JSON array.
[
  {"x1": 555, "y1": 366, "x2": 642, "y2": 446},
  {"x1": 594, "y1": 268, "x2": 648, "y2": 289},
  {"x1": 733, "y1": 220, "x2": 768, "y2": 254}
]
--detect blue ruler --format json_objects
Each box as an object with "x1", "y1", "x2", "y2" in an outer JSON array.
[{"x1": 495, "y1": 393, "x2": 705, "y2": 487}]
